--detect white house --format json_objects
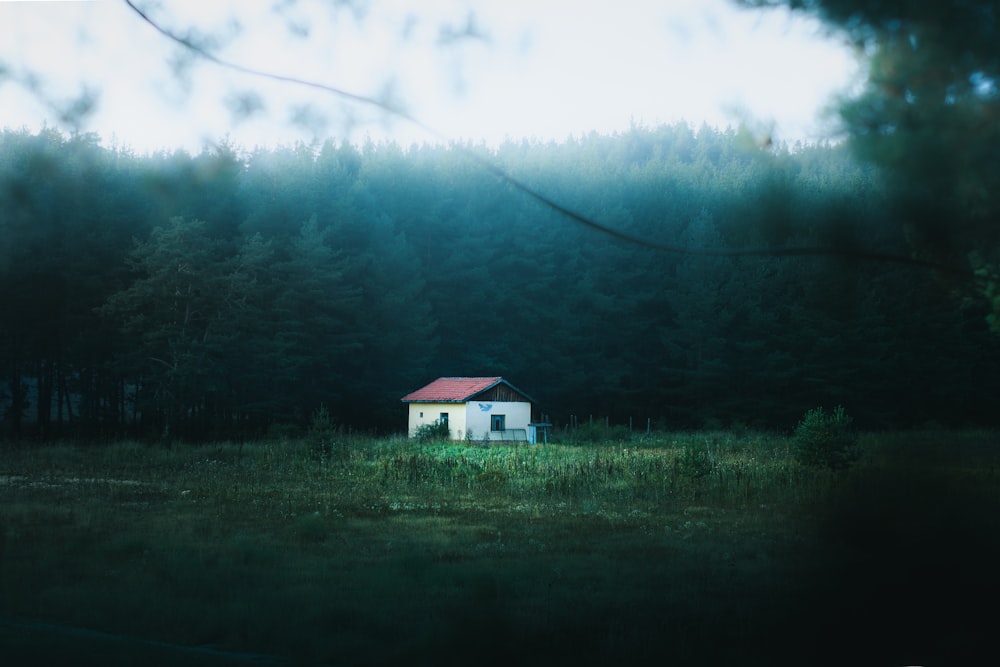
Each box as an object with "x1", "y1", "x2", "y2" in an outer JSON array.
[{"x1": 401, "y1": 376, "x2": 537, "y2": 442}]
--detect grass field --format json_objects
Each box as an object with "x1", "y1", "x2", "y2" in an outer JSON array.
[{"x1": 2, "y1": 429, "x2": 998, "y2": 666}]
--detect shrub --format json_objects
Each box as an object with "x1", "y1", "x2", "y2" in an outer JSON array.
[
  {"x1": 414, "y1": 420, "x2": 450, "y2": 442},
  {"x1": 307, "y1": 403, "x2": 340, "y2": 459},
  {"x1": 793, "y1": 405, "x2": 859, "y2": 470}
]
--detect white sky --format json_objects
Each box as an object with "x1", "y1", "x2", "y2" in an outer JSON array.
[{"x1": 0, "y1": 0, "x2": 861, "y2": 153}]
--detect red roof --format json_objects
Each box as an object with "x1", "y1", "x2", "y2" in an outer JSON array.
[{"x1": 401, "y1": 377, "x2": 504, "y2": 403}]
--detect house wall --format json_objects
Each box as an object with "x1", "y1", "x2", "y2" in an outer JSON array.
[
  {"x1": 465, "y1": 401, "x2": 531, "y2": 441},
  {"x1": 407, "y1": 402, "x2": 468, "y2": 439}
]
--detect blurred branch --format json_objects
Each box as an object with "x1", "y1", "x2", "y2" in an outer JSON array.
[{"x1": 123, "y1": 0, "x2": 969, "y2": 277}]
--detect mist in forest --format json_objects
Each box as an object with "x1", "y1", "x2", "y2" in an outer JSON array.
[{"x1": 1, "y1": 124, "x2": 997, "y2": 440}]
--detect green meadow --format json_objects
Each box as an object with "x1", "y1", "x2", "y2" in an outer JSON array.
[{"x1": 2, "y1": 430, "x2": 998, "y2": 666}]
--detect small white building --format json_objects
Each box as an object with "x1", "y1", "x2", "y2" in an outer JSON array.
[{"x1": 401, "y1": 376, "x2": 537, "y2": 442}]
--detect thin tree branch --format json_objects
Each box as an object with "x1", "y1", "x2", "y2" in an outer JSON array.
[{"x1": 123, "y1": 0, "x2": 970, "y2": 277}]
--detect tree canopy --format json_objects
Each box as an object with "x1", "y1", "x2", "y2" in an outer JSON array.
[
  {"x1": 740, "y1": 0, "x2": 1000, "y2": 321},
  {"x1": 1, "y1": 125, "x2": 998, "y2": 440}
]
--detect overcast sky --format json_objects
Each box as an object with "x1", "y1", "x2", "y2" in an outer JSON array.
[{"x1": 0, "y1": 0, "x2": 861, "y2": 153}]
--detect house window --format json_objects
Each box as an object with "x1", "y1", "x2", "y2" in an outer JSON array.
[
  {"x1": 491, "y1": 414, "x2": 506, "y2": 432},
  {"x1": 439, "y1": 413, "x2": 449, "y2": 427},
  {"x1": 419, "y1": 411, "x2": 424, "y2": 419}
]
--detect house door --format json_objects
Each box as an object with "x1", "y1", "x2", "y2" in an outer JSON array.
[{"x1": 439, "y1": 413, "x2": 449, "y2": 428}]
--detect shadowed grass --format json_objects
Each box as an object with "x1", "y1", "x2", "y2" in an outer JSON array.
[{"x1": 1, "y1": 429, "x2": 997, "y2": 665}]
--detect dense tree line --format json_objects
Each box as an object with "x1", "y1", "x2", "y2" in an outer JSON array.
[{"x1": 1, "y1": 124, "x2": 998, "y2": 441}]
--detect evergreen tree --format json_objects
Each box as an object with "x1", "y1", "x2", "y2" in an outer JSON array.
[{"x1": 99, "y1": 218, "x2": 272, "y2": 439}]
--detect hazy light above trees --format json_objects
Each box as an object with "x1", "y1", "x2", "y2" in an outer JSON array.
[{"x1": 0, "y1": 0, "x2": 859, "y2": 153}]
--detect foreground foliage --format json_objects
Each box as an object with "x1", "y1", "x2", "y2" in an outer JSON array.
[{"x1": 2, "y1": 430, "x2": 998, "y2": 666}]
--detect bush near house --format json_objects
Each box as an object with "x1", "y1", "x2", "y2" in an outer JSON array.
[{"x1": 414, "y1": 419, "x2": 450, "y2": 442}]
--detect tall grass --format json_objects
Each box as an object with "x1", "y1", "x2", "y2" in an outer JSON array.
[{"x1": 364, "y1": 432, "x2": 807, "y2": 508}]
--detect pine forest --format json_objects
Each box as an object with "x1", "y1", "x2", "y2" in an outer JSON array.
[{"x1": 2, "y1": 123, "x2": 998, "y2": 441}]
